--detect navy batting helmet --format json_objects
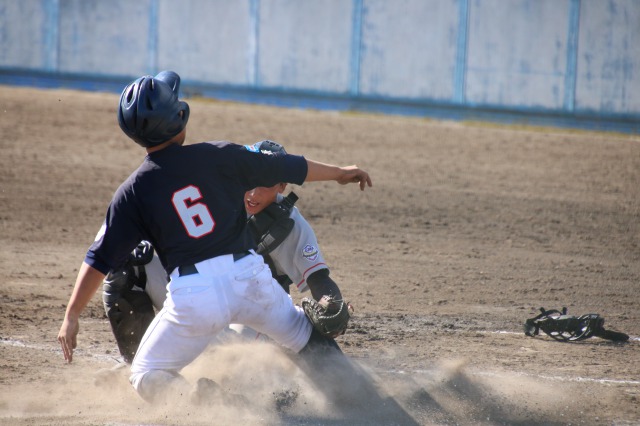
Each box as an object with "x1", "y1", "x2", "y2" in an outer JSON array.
[
  {"x1": 246, "y1": 140, "x2": 288, "y2": 156},
  {"x1": 118, "y1": 71, "x2": 190, "y2": 148}
]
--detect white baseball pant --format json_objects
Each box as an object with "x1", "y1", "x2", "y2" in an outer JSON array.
[{"x1": 129, "y1": 251, "x2": 311, "y2": 401}]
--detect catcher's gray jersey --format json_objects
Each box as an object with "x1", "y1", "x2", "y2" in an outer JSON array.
[{"x1": 268, "y1": 193, "x2": 328, "y2": 293}]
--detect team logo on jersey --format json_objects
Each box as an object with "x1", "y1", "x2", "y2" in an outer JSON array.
[{"x1": 302, "y1": 244, "x2": 319, "y2": 261}]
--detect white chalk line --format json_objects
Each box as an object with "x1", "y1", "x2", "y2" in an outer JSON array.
[
  {"x1": 471, "y1": 370, "x2": 640, "y2": 386},
  {"x1": 2, "y1": 335, "x2": 638, "y2": 387},
  {"x1": 0, "y1": 338, "x2": 120, "y2": 363},
  {"x1": 385, "y1": 369, "x2": 640, "y2": 386}
]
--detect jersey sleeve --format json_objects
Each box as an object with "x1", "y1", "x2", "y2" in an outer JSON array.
[
  {"x1": 221, "y1": 142, "x2": 308, "y2": 189},
  {"x1": 85, "y1": 181, "x2": 145, "y2": 274},
  {"x1": 269, "y1": 206, "x2": 328, "y2": 293}
]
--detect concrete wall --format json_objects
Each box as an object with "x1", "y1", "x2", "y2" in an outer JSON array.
[{"x1": 1, "y1": 0, "x2": 638, "y2": 132}]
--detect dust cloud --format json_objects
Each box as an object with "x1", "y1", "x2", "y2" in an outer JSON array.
[{"x1": 1, "y1": 342, "x2": 611, "y2": 425}]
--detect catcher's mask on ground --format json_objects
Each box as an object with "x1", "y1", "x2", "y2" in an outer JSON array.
[{"x1": 118, "y1": 70, "x2": 190, "y2": 148}]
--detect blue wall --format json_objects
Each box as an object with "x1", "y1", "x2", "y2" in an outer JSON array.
[{"x1": 1, "y1": 0, "x2": 638, "y2": 133}]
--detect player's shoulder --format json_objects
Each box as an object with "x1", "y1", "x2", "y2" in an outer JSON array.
[
  {"x1": 289, "y1": 204, "x2": 311, "y2": 226},
  {"x1": 115, "y1": 165, "x2": 144, "y2": 195},
  {"x1": 190, "y1": 141, "x2": 270, "y2": 158},
  {"x1": 180, "y1": 141, "x2": 247, "y2": 163},
  {"x1": 289, "y1": 207, "x2": 320, "y2": 246},
  {"x1": 186, "y1": 140, "x2": 234, "y2": 150}
]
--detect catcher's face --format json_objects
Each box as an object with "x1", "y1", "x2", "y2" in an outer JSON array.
[{"x1": 244, "y1": 183, "x2": 287, "y2": 215}]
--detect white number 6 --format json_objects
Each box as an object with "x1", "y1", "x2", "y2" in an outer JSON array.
[{"x1": 172, "y1": 185, "x2": 215, "y2": 238}]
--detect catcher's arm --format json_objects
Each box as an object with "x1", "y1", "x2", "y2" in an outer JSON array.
[
  {"x1": 306, "y1": 269, "x2": 342, "y2": 302},
  {"x1": 302, "y1": 270, "x2": 352, "y2": 338}
]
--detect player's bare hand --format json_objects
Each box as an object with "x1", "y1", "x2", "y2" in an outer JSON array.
[
  {"x1": 58, "y1": 317, "x2": 79, "y2": 363},
  {"x1": 337, "y1": 165, "x2": 372, "y2": 190}
]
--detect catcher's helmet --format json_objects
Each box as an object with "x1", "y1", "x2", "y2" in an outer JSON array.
[
  {"x1": 247, "y1": 140, "x2": 288, "y2": 156},
  {"x1": 118, "y1": 71, "x2": 190, "y2": 148}
]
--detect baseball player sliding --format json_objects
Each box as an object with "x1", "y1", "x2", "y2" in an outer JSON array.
[
  {"x1": 57, "y1": 70, "x2": 371, "y2": 404},
  {"x1": 104, "y1": 140, "x2": 350, "y2": 363}
]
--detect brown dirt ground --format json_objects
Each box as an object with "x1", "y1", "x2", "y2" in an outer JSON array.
[{"x1": 0, "y1": 85, "x2": 639, "y2": 425}]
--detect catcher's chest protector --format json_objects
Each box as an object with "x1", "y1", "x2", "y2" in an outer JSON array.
[{"x1": 248, "y1": 192, "x2": 298, "y2": 254}]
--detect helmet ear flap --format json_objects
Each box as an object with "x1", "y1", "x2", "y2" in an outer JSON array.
[{"x1": 179, "y1": 102, "x2": 190, "y2": 122}]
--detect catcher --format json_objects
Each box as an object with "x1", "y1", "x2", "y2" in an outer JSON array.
[{"x1": 103, "y1": 140, "x2": 351, "y2": 364}]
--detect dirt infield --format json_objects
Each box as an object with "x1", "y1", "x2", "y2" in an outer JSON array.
[{"x1": 0, "y1": 85, "x2": 639, "y2": 425}]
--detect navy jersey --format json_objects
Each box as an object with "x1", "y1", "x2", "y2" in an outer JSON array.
[{"x1": 85, "y1": 141, "x2": 307, "y2": 274}]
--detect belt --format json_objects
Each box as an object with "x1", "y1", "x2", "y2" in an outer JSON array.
[{"x1": 178, "y1": 251, "x2": 251, "y2": 277}]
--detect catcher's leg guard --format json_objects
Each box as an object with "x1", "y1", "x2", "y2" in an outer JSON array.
[{"x1": 103, "y1": 267, "x2": 155, "y2": 363}]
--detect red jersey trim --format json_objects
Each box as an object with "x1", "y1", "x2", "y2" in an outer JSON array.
[{"x1": 296, "y1": 262, "x2": 327, "y2": 288}]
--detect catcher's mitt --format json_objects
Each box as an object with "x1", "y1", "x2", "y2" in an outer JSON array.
[{"x1": 301, "y1": 295, "x2": 352, "y2": 338}]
